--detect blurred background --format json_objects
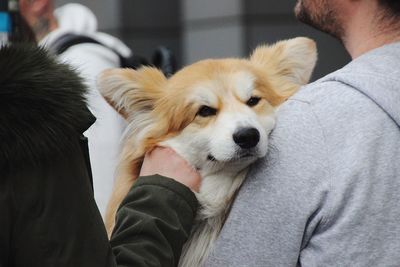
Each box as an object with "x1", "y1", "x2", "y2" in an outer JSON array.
[{"x1": 55, "y1": 0, "x2": 351, "y2": 81}]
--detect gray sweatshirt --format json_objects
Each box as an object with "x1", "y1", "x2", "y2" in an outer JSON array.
[{"x1": 205, "y1": 42, "x2": 400, "y2": 266}]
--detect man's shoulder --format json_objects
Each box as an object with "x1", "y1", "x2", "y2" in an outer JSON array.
[
  {"x1": 274, "y1": 69, "x2": 391, "y2": 147},
  {"x1": 288, "y1": 41, "x2": 400, "y2": 121},
  {"x1": 276, "y1": 78, "x2": 358, "y2": 127},
  {"x1": 284, "y1": 70, "x2": 378, "y2": 119},
  {"x1": 290, "y1": 75, "x2": 360, "y2": 107}
]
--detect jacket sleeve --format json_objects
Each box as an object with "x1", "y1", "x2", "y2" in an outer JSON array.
[{"x1": 110, "y1": 175, "x2": 198, "y2": 267}]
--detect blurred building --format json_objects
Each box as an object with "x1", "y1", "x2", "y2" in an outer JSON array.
[{"x1": 55, "y1": 0, "x2": 350, "y2": 80}]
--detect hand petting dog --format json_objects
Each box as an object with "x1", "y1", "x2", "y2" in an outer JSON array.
[{"x1": 140, "y1": 147, "x2": 201, "y2": 192}]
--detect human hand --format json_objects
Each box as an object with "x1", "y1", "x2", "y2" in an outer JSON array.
[{"x1": 140, "y1": 147, "x2": 201, "y2": 192}]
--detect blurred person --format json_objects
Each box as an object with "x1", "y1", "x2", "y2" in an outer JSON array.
[
  {"x1": 18, "y1": 0, "x2": 129, "y2": 215},
  {"x1": 0, "y1": 0, "x2": 36, "y2": 44},
  {"x1": 144, "y1": 0, "x2": 400, "y2": 266},
  {"x1": 0, "y1": 43, "x2": 200, "y2": 267}
]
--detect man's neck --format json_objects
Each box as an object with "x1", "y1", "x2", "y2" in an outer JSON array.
[{"x1": 341, "y1": 4, "x2": 400, "y2": 59}]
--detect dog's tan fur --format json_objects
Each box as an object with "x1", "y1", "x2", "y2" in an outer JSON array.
[{"x1": 98, "y1": 37, "x2": 317, "y2": 266}]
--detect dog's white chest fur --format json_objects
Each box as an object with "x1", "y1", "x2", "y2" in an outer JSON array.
[{"x1": 178, "y1": 169, "x2": 248, "y2": 267}]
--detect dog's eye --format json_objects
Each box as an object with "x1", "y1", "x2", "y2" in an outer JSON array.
[
  {"x1": 197, "y1": 105, "x2": 217, "y2": 117},
  {"x1": 246, "y1": 96, "x2": 261, "y2": 107}
]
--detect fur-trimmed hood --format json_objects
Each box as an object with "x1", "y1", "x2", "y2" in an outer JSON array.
[{"x1": 0, "y1": 44, "x2": 95, "y2": 170}]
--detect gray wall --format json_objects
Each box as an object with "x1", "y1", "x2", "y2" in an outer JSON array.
[
  {"x1": 182, "y1": 0, "x2": 244, "y2": 64},
  {"x1": 55, "y1": 0, "x2": 350, "y2": 80},
  {"x1": 119, "y1": 0, "x2": 181, "y2": 65}
]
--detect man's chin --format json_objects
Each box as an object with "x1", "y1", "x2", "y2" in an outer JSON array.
[
  {"x1": 294, "y1": 0, "x2": 302, "y2": 17},
  {"x1": 294, "y1": 0, "x2": 310, "y2": 25},
  {"x1": 293, "y1": 0, "x2": 344, "y2": 39}
]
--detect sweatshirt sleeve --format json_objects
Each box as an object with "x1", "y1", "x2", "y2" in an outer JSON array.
[{"x1": 110, "y1": 175, "x2": 198, "y2": 267}]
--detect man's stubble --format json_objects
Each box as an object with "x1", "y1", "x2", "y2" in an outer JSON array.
[{"x1": 294, "y1": 0, "x2": 345, "y2": 40}]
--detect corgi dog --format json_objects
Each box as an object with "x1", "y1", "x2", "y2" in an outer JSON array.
[{"x1": 97, "y1": 37, "x2": 317, "y2": 267}]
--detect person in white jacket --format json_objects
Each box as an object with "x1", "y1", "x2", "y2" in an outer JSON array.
[{"x1": 19, "y1": 0, "x2": 129, "y2": 216}]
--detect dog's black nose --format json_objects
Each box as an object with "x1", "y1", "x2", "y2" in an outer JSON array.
[{"x1": 233, "y1": 127, "x2": 260, "y2": 149}]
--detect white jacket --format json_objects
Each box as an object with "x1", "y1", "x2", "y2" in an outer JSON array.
[{"x1": 40, "y1": 3, "x2": 129, "y2": 216}]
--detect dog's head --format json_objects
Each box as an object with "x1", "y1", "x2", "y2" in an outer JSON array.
[{"x1": 98, "y1": 37, "x2": 317, "y2": 177}]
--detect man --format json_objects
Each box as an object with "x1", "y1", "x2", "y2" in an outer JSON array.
[
  {"x1": 19, "y1": 1, "x2": 129, "y2": 215},
  {"x1": 145, "y1": 0, "x2": 400, "y2": 266},
  {"x1": 202, "y1": 0, "x2": 400, "y2": 266}
]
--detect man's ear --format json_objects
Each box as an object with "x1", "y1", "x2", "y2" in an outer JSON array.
[
  {"x1": 250, "y1": 37, "x2": 318, "y2": 86},
  {"x1": 97, "y1": 67, "x2": 167, "y2": 120}
]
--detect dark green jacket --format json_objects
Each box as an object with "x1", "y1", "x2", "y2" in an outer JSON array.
[
  {"x1": 111, "y1": 175, "x2": 198, "y2": 267},
  {"x1": 0, "y1": 44, "x2": 197, "y2": 267}
]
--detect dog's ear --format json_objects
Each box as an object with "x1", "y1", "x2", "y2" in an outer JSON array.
[
  {"x1": 250, "y1": 37, "x2": 317, "y2": 96},
  {"x1": 97, "y1": 67, "x2": 167, "y2": 120}
]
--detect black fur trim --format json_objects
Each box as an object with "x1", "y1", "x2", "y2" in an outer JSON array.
[{"x1": 0, "y1": 44, "x2": 95, "y2": 171}]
